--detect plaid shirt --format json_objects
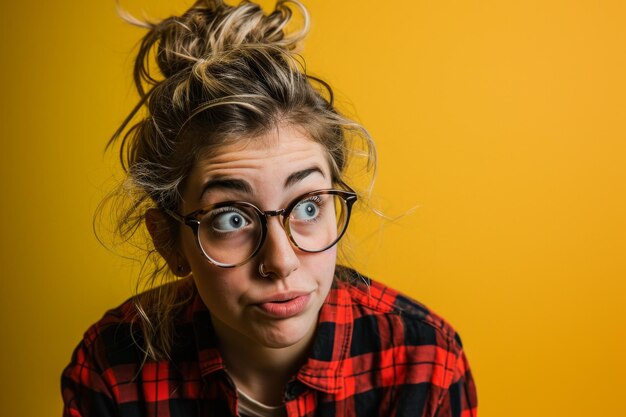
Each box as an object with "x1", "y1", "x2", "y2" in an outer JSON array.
[{"x1": 62, "y1": 271, "x2": 477, "y2": 416}]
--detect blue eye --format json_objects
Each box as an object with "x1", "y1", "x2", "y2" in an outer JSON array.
[
  {"x1": 209, "y1": 208, "x2": 250, "y2": 233},
  {"x1": 292, "y1": 199, "x2": 321, "y2": 221}
]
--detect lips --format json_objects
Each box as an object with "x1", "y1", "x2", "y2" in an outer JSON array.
[{"x1": 255, "y1": 292, "x2": 312, "y2": 318}]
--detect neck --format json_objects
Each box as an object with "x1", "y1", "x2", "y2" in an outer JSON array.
[{"x1": 212, "y1": 317, "x2": 316, "y2": 405}]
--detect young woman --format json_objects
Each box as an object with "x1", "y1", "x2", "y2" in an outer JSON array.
[{"x1": 61, "y1": 1, "x2": 477, "y2": 416}]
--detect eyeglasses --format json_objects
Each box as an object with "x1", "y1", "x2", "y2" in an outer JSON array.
[{"x1": 165, "y1": 189, "x2": 357, "y2": 268}]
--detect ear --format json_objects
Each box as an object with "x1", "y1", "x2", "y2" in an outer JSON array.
[{"x1": 145, "y1": 208, "x2": 190, "y2": 277}]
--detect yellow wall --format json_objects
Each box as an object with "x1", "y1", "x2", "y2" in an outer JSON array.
[{"x1": 1, "y1": 1, "x2": 624, "y2": 415}]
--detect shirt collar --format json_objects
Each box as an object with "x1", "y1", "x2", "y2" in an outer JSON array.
[{"x1": 295, "y1": 281, "x2": 354, "y2": 394}]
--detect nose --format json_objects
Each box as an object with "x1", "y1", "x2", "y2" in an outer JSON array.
[{"x1": 258, "y1": 216, "x2": 300, "y2": 279}]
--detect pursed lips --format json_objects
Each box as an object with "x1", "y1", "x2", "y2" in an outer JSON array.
[
  {"x1": 255, "y1": 290, "x2": 312, "y2": 304},
  {"x1": 253, "y1": 291, "x2": 314, "y2": 318}
]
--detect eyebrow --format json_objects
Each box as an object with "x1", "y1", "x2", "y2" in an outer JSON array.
[
  {"x1": 198, "y1": 166, "x2": 326, "y2": 201},
  {"x1": 284, "y1": 166, "x2": 326, "y2": 188},
  {"x1": 198, "y1": 178, "x2": 253, "y2": 201}
]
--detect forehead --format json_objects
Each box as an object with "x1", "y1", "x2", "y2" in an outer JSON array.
[
  {"x1": 184, "y1": 125, "x2": 331, "y2": 200},
  {"x1": 206, "y1": 126, "x2": 326, "y2": 167}
]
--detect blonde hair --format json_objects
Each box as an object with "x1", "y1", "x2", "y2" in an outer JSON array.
[{"x1": 104, "y1": 0, "x2": 376, "y2": 360}]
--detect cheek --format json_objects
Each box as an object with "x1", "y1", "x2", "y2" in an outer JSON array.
[
  {"x1": 186, "y1": 245, "x2": 256, "y2": 311},
  {"x1": 191, "y1": 266, "x2": 253, "y2": 317},
  {"x1": 304, "y1": 247, "x2": 337, "y2": 283}
]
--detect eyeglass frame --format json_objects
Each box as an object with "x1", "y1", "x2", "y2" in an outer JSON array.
[{"x1": 164, "y1": 188, "x2": 358, "y2": 268}]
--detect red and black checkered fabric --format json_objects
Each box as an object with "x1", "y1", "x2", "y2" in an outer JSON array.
[{"x1": 62, "y1": 269, "x2": 477, "y2": 416}]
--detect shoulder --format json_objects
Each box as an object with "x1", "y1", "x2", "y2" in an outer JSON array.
[
  {"x1": 69, "y1": 295, "x2": 139, "y2": 379},
  {"x1": 336, "y1": 268, "x2": 466, "y2": 357},
  {"x1": 328, "y1": 269, "x2": 478, "y2": 417},
  {"x1": 62, "y1": 279, "x2": 201, "y2": 413},
  {"x1": 70, "y1": 278, "x2": 197, "y2": 372}
]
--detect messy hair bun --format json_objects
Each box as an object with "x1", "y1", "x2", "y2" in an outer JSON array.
[
  {"x1": 105, "y1": 0, "x2": 375, "y2": 360},
  {"x1": 122, "y1": 0, "x2": 308, "y2": 93}
]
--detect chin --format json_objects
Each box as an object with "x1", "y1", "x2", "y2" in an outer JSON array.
[{"x1": 253, "y1": 314, "x2": 317, "y2": 349}]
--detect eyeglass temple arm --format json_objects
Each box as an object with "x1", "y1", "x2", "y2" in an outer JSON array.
[{"x1": 163, "y1": 208, "x2": 186, "y2": 224}]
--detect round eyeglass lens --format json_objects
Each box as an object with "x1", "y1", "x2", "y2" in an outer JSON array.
[
  {"x1": 287, "y1": 193, "x2": 349, "y2": 252},
  {"x1": 196, "y1": 203, "x2": 263, "y2": 266}
]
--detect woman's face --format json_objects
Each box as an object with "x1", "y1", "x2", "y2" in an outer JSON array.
[{"x1": 178, "y1": 124, "x2": 337, "y2": 350}]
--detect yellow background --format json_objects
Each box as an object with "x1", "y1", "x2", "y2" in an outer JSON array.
[{"x1": 1, "y1": 0, "x2": 625, "y2": 415}]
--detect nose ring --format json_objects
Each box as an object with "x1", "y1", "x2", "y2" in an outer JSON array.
[{"x1": 259, "y1": 263, "x2": 270, "y2": 278}]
